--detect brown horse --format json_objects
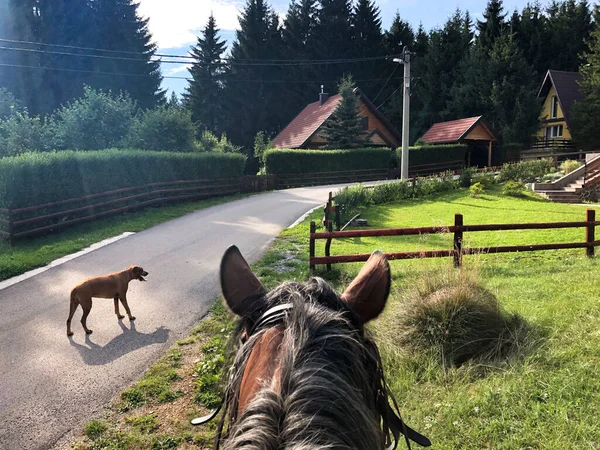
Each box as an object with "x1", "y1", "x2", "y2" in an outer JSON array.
[{"x1": 193, "y1": 245, "x2": 431, "y2": 449}]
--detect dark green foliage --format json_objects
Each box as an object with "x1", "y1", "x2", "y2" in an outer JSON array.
[
  {"x1": 459, "y1": 166, "x2": 475, "y2": 188},
  {"x1": 127, "y1": 106, "x2": 196, "y2": 152},
  {"x1": 477, "y1": 0, "x2": 507, "y2": 51},
  {"x1": 469, "y1": 181, "x2": 485, "y2": 197},
  {"x1": 263, "y1": 147, "x2": 392, "y2": 174},
  {"x1": 320, "y1": 75, "x2": 368, "y2": 148},
  {"x1": 406, "y1": 144, "x2": 468, "y2": 167},
  {"x1": 0, "y1": 150, "x2": 246, "y2": 209},
  {"x1": 185, "y1": 14, "x2": 227, "y2": 136},
  {"x1": 571, "y1": 17, "x2": 600, "y2": 150},
  {"x1": 49, "y1": 86, "x2": 137, "y2": 150},
  {"x1": 501, "y1": 143, "x2": 523, "y2": 162},
  {"x1": 0, "y1": 88, "x2": 20, "y2": 119}
]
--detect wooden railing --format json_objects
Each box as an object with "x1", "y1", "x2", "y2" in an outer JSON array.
[
  {"x1": 528, "y1": 138, "x2": 576, "y2": 151},
  {"x1": 309, "y1": 210, "x2": 599, "y2": 270},
  {"x1": 584, "y1": 156, "x2": 600, "y2": 188}
]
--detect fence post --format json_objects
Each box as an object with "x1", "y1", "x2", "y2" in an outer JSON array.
[
  {"x1": 309, "y1": 221, "x2": 316, "y2": 270},
  {"x1": 325, "y1": 221, "x2": 333, "y2": 272},
  {"x1": 334, "y1": 205, "x2": 341, "y2": 231},
  {"x1": 586, "y1": 209, "x2": 595, "y2": 257},
  {"x1": 453, "y1": 213, "x2": 463, "y2": 268}
]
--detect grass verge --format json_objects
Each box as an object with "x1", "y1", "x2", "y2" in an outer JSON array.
[
  {"x1": 0, "y1": 194, "x2": 250, "y2": 282},
  {"x1": 69, "y1": 187, "x2": 600, "y2": 449}
]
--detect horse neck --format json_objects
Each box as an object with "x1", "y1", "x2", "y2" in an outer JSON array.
[{"x1": 223, "y1": 303, "x2": 384, "y2": 450}]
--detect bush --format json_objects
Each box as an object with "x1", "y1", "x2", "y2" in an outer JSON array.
[
  {"x1": 393, "y1": 272, "x2": 531, "y2": 366},
  {"x1": 335, "y1": 173, "x2": 457, "y2": 220},
  {"x1": 469, "y1": 182, "x2": 485, "y2": 198},
  {"x1": 49, "y1": 86, "x2": 136, "y2": 150},
  {"x1": 406, "y1": 144, "x2": 467, "y2": 168},
  {"x1": 264, "y1": 147, "x2": 393, "y2": 174},
  {"x1": 0, "y1": 149, "x2": 246, "y2": 209},
  {"x1": 498, "y1": 158, "x2": 554, "y2": 183},
  {"x1": 501, "y1": 180, "x2": 527, "y2": 197},
  {"x1": 560, "y1": 159, "x2": 581, "y2": 175},
  {"x1": 459, "y1": 166, "x2": 475, "y2": 188},
  {"x1": 0, "y1": 88, "x2": 21, "y2": 119},
  {"x1": 0, "y1": 111, "x2": 51, "y2": 156},
  {"x1": 473, "y1": 170, "x2": 495, "y2": 187},
  {"x1": 127, "y1": 106, "x2": 196, "y2": 152}
]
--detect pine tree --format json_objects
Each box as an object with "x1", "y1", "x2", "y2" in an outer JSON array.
[
  {"x1": 88, "y1": 0, "x2": 164, "y2": 109},
  {"x1": 546, "y1": 0, "x2": 592, "y2": 71},
  {"x1": 513, "y1": 2, "x2": 548, "y2": 76},
  {"x1": 571, "y1": 20, "x2": 600, "y2": 149},
  {"x1": 477, "y1": 0, "x2": 507, "y2": 52},
  {"x1": 185, "y1": 14, "x2": 227, "y2": 135},
  {"x1": 320, "y1": 75, "x2": 368, "y2": 148},
  {"x1": 352, "y1": 0, "x2": 384, "y2": 98},
  {"x1": 312, "y1": 0, "x2": 354, "y2": 87}
]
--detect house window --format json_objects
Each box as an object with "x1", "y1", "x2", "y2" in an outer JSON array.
[
  {"x1": 546, "y1": 125, "x2": 563, "y2": 139},
  {"x1": 360, "y1": 116, "x2": 369, "y2": 131},
  {"x1": 551, "y1": 95, "x2": 559, "y2": 118}
]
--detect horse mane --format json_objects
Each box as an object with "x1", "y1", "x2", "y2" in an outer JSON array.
[{"x1": 219, "y1": 277, "x2": 387, "y2": 450}]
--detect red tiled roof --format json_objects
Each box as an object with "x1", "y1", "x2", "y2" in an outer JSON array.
[
  {"x1": 419, "y1": 116, "x2": 483, "y2": 144},
  {"x1": 272, "y1": 95, "x2": 342, "y2": 148}
]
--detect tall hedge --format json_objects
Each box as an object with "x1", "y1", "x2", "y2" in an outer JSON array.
[
  {"x1": 406, "y1": 144, "x2": 468, "y2": 167},
  {"x1": 263, "y1": 147, "x2": 393, "y2": 174},
  {"x1": 0, "y1": 149, "x2": 246, "y2": 209}
]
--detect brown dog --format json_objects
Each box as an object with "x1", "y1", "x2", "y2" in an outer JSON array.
[{"x1": 67, "y1": 265, "x2": 148, "y2": 336}]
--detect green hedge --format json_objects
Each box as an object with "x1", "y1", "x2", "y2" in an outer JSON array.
[
  {"x1": 0, "y1": 149, "x2": 246, "y2": 209},
  {"x1": 406, "y1": 144, "x2": 468, "y2": 167},
  {"x1": 263, "y1": 147, "x2": 393, "y2": 174}
]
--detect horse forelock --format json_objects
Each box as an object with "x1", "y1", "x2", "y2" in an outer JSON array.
[{"x1": 220, "y1": 278, "x2": 386, "y2": 450}]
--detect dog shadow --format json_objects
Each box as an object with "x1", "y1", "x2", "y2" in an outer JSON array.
[{"x1": 68, "y1": 321, "x2": 170, "y2": 366}]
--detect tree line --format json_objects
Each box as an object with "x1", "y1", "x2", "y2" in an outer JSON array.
[{"x1": 1, "y1": 0, "x2": 600, "y2": 162}]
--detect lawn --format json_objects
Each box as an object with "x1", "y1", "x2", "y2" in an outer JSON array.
[
  {"x1": 71, "y1": 187, "x2": 600, "y2": 450},
  {"x1": 0, "y1": 193, "x2": 249, "y2": 282}
]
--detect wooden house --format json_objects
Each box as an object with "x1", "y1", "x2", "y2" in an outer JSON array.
[{"x1": 272, "y1": 88, "x2": 401, "y2": 149}]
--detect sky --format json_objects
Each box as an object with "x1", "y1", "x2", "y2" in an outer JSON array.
[{"x1": 137, "y1": 0, "x2": 556, "y2": 97}]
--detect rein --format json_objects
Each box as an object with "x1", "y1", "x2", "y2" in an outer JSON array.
[{"x1": 191, "y1": 303, "x2": 431, "y2": 449}]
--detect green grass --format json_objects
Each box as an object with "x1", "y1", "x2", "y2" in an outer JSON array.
[
  {"x1": 77, "y1": 186, "x2": 600, "y2": 449},
  {"x1": 0, "y1": 194, "x2": 249, "y2": 281}
]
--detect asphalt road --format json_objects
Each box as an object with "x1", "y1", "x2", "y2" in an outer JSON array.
[{"x1": 0, "y1": 184, "x2": 344, "y2": 450}]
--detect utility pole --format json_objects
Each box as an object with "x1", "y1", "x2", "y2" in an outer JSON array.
[{"x1": 393, "y1": 47, "x2": 411, "y2": 180}]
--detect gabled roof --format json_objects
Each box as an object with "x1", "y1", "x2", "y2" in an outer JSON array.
[
  {"x1": 537, "y1": 70, "x2": 584, "y2": 123},
  {"x1": 272, "y1": 88, "x2": 401, "y2": 148},
  {"x1": 420, "y1": 116, "x2": 493, "y2": 144}
]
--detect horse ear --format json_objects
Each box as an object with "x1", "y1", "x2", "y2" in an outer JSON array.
[
  {"x1": 220, "y1": 245, "x2": 266, "y2": 316},
  {"x1": 341, "y1": 251, "x2": 391, "y2": 323}
]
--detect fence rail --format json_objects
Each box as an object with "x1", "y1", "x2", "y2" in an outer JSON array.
[{"x1": 310, "y1": 210, "x2": 598, "y2": 270}]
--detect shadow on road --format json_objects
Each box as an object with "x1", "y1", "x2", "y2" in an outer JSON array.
[{"x1": 68, "y1": 321, "x2": 170, "y2": 365}]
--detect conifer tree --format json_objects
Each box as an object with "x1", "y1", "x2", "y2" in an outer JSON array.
[
  {"x1": 320, "y1": 75, "x2": 368, "y2": 148},
  {"x1": 185, "y1": 14, "x2": 227, "y2": 135},
  {"x1": 477, "y1": 0, "x2": 507, "y2": 52}
]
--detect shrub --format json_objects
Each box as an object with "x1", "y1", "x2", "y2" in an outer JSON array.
[
  {"x1": 254, "y1": 131, "x2": 272, "y2": 173},
  {"x1": 502, "y1": 180, "x2": 527, "y2": 197},
  {"x1": 498, "y1": 158, "x2": 554, "y2": 183},
  {"x1": 127, "y1": 106, "x2": 196, "y2": 152},
  {"x1": 459, "y1": 166, "x2": 475, "y2": 187},
  {"x1": 49, "y1": 86, "x2": 136, "y2": 150},
  {"x1": 469, "y1": 182, "x2": 485, "y2": 198},
  {"x1": 0, "y1": 149, "x2": 246, "y2": 209},
  {"x1": 264, "y1": 147, "x2": 393, "y2": 174},
  {"x1": 560, "y1": 159, "x2": 581, "y2": 175},
  {"x1": 473, "y1": 170, "x2": 495, "y2": 187},
  {"x1": 0, "y1": 88, "x2": 21, "y2": 119},
  {"x1": 0, "y1": 111, "x2": 51, "y2": 156},
  {"x1": 393, "y1": 272, "x2": 531, "y2": 366},
  {"x1": 335, "y1": 173, "x2": 458, "y2": 220}
]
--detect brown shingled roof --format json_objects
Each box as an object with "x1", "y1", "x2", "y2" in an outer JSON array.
[
  {"x1": 272, "y1": 95, "x2": 342, "y2": 148},
  {"x1": 420, "y1": 116, "x2": 483, "y2": 144},
  {"x1": 538, "y1": 70, "x2": 584, "y2": 125}
]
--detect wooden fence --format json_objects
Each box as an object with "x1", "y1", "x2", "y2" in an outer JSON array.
[{"x1": 309, "y1": 210, "x2": 599, "y2": 270}]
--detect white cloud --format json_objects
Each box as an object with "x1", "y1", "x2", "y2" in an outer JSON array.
[
  {"x1": 138, "y1": 0, "x2": 244, "y2": 49},
  {"x1": 166, "y1": 64, "x2": 192, "y2": 76}
]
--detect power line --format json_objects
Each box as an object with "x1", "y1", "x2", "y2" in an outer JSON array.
[
  {"x1": 371, "y1": 63, "x2": 399, "y2": 104},
  {"x1": 0, "y1": 62, "x2": 404, "y2": 84},
  {"x1": 0, "y1": 38, "x2": 401, "y2": 66}
]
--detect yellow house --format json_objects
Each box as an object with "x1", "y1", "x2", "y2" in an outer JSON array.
[{"x1": 535, "y1": 70, "x2": 583, "y2": 146}]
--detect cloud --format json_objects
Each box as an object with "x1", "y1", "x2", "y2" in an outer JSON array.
[
  {"x1": 166, "y1": 64, "x2": 192, "y2": 76},
  {"x1": 138, "y1": 0, "x2": 244, "y2": 49}
]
